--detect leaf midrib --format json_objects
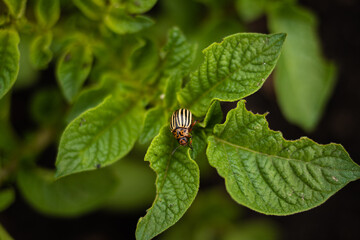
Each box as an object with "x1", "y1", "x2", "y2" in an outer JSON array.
[
  {"x1": 77, "y1": 101, "x2": 137, "y2": 163},
  {"x1": 213, "y1": 137, "x2": 358, "y2": 172}
]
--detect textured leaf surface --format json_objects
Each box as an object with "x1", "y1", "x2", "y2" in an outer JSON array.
[
  {"x1": 3, "y1": 0, "x2": 26, "y2": 18},
  {"x1": 164, "y1": 73, "x2": 182, "y2": 110},
  {"x1": 0, "y1": 188, "x2": 14, "y2": 211},
  {"x1": 104, "y1": 7, "x2": 154, "y2": 34},
  {"x1": 56, "y1": 42, "x2": 93, "y2": 102},
  {"x1": 35, "y1": 0, "x2": 60, "y2": 28},
  {"x1": 0, "y1": 29, "x2": 20, "y2": 100},
  {"x1": 161, "y1": 27, "x2": 195, "y2": 78},
  {"x1": 56, "y1": 96, "x2": 144, "y2": 178},
  {"x1": 268, "y1": 5, "x2": 337, "y2": 131},
  {"x1": 207, "y1": 100, "x2": 360, "y2": 215},
  {"x1": 139, "y1": 106, "x2": 167, "y2": 144},
  {"x1": 136, "y1": 127, "x2": 199, "y2": 240},
  {"x1": 17, "y1": 167, "x2": 116, "y2": 216},
  {"x1": 30, "y1": 32, "x2": 53, "y2": 69},
  {"x1": 178, "y1": 33, "x2": 285, "y2": 117}
]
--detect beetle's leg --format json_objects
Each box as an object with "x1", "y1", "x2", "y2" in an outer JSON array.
[
  {"x1": 189, "y1": 120, "x2": 197, "y2": 132},
  {"x1": 188, "y1": 138, "x2": 193, "y2": 149}
]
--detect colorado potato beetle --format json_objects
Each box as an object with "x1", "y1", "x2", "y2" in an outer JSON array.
[{"x1": 170, "y1": 109, "x2": 197, "y2": 149}]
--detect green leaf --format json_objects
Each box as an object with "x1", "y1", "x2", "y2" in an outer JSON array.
[
  {"x1": 3, "y1": 0, "x2": 26, "y2": 18},
  {"x1": 73, "y1": 0, "x2": 106, "y2": 20},
  {"x1": 35, "y1": 0, "x2": 60, "y2": 28},
  {"x1": 164, "y1": 72, "x2": 182, "y2": 110},
  {"x1": 207, "y1": 100, "x2": 360, "y2": 215},
  {"x1": 136, "y1": 126, "x2": 200, "y2": 240},
  {"x1": 0, "y1": 29, "x2": 20, "y2": 100},
  {"x1": 104, "y1": 7, "x2": 154, "y2": 34},
  {"x1": 56, "y1": 42, "x2": 93, "y2": 102},
  {"x1": 66, "y1": 85, "x2": 110, "y2": 123},
  {"x1": 120, "y1": 0, "x2": 157, "y2": 14},
  {"x1": 235, "y1": 0, "x2": 267, "y2": 22},
  {"x1": 198, "y1": 100, "x2": 223, "y2": 129},
  {"x1": 139, "y1": 106, "x2": 167, "y2": 144},
  {"x1": 0, "y1": 188, "x2": 15, "y2": 212},
  {"x1": 56, "y1": 96, "x2": 145, "y2": 178},
  {"x1": 17, "y1": 167, "x2": 116, "y2": 217},
  {"x1": 104, "y1": 156, "x2": 155, "y2": 210},
  {"x1": 30, "y1": 88, "x2": 63, "y2": 125},
  {"x1": 178, "y1": 33, "x2": 286, "y2": 117},
  {"x1": 268, "y1": 4, "x2": 337, "y2": 131},
  {"x1": 30, "y1": 32, "x2": 53, "y2": 69},
  {"x1": 161, "y1": 27, "x2": 195, "y2": 77},
  {"x1": 130, "y1": 38, "x2": 159, "y2": 80},
  {"x1": 0, "y1": 224, "x2": 14, "y2": 240}
]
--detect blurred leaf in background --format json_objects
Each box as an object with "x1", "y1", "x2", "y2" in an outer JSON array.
[
  {"x1": 267, "y1": 3, "x2": 337, "y2": 132},
  {"x1": 160, "y1": 187, "x2": 280, "y2": 240}
]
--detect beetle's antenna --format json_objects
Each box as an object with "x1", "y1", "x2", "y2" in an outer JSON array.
[{"x1": 171, "y1": 145, "x2": 181, "y2": 156}]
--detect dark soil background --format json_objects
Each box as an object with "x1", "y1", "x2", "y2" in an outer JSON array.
[{"x1": 1, "y1": 0, "x2": 360, "y2": 239}]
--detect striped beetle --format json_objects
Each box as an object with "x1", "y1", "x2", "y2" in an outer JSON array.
[{"x1": 170, "y1": 109, "x2": 197, "y2": 149}]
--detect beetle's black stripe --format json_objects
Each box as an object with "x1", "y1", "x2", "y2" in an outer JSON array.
[{"x1": 171, "y1": 108, "x2": 193, "y2": 130}]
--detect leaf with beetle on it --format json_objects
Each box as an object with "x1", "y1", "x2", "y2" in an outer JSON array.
[
  {"x1": 56, "y1": 96, "x2": 145, "y2": 178},
  {"x1": 207, "y1": 100, "x2": 360, "y2": 215},
  {"x1": 56, "y1": 41, "x2": 93, "y2": 102},
  {"x1": 0, "y1": 29, "x2": 20, "y2": 100},
  {"x1": 178, "y1": 33, "x2": 286, "y2": 117},
  {"x1": 136, "y1": 126, "x2": 200, "y2": 240}
]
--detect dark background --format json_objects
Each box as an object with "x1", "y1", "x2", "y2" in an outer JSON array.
[{"x1": 1, "y1": 0, "x2": 360, "y2": 239}]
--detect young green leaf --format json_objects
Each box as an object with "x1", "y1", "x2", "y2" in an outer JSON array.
[
  {"x1": 161, "y1": 27, "x2": 195, "y2": 77},
  {"x1": 178, "y1": 33, "x2": 286, "y2": 117},
  {"x1": 139, "y1": 106, "x2": 167, "y2": 144},
  {"x1": 0, "y1": 188, "x2": 14, "y2": 211},
  {"x1": 56, "y1": 42, "x2": 93, "y2": 102},
  {"x1": 73, "y1": 0, "x2": 106, "y2": 20},
  {"x1": 35, "y1": 0, "x2": 60, "y2": 28},
  {"x1": 268, "y1": 4, "x2": 337, "y2": 131},
  {"x1": 0, "y1": 29, "x2": 20, "y2": 100},
  {"x1": 121, "y1": 0, "x2": 157, "y2": 14},
  {"x1": 30, "y1": 32, "x2": 53, "y2": 69},
  {"x1": 164, "y1": 72, "x2": 182, "y2": 110},
  {"x1": 17, "y1": 167, "x2": 116, "y2": 216},
  {"x1": 0, "y1": 224, "x2": 14, "y2": 240},
  {"x1": 3, "y1": 0, "x2": 26, "y2": 18},
  {"x1": 56, "y1": 96, "x2": 145, "y2": 178},
  {"x1": 207, "y1": 100, "x2": 360, "y2": 215},
  {"x1": 136, "y1": 126, "x2": 200, "y2": 240},
  {"x1": 104, "y1": 7, "x2": 154, "y2": 34}
]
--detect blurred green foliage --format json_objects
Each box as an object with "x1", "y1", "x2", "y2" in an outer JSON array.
[{"x1": 0, "y1": 1, "x2": 357, "y2": 240}]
